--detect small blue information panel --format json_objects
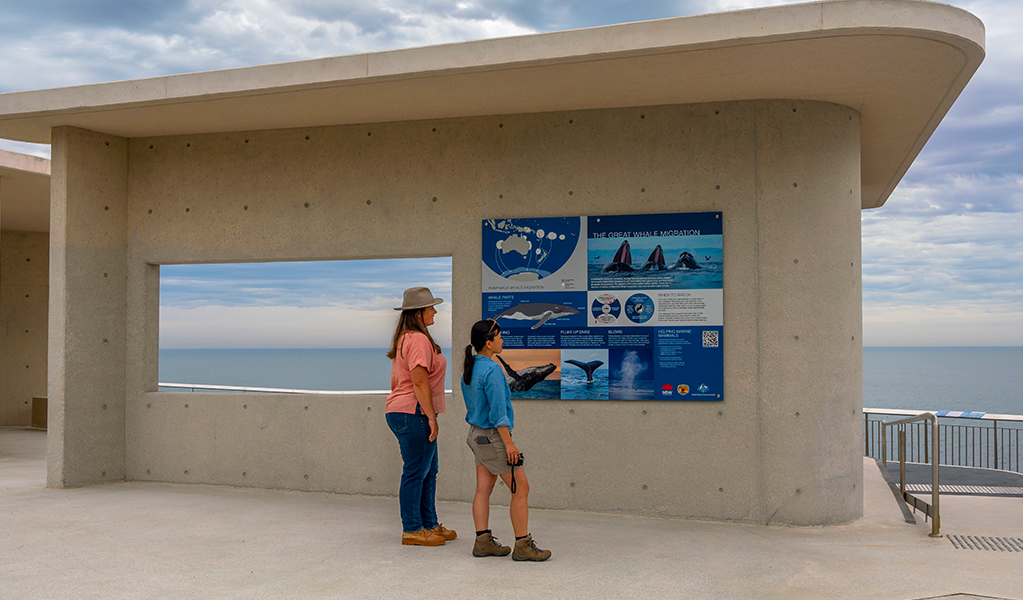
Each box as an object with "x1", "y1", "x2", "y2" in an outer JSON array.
[{"x1": 481, "y1": 212, "x2": 723, "y2": 401}]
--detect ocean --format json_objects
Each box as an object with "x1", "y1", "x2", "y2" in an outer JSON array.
[{"x1": 159, "y1": 347, "x2": 1023, "y2": 416}]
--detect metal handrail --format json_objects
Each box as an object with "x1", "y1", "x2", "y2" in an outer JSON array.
[
  {"x1": 882, "y1": 412, "x2": 941, "y2": 537},
  {"x1": 157, "y1": 382, "x2": 454, "y2": 395}
]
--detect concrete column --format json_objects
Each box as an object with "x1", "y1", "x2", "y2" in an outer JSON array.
[
  {"x1": 0, "y1": 231, "x2": 49, "y2": 425},
  {"x1": 48, "y1": 127, "x2": 128, "y2": 487},
  {"x1": 753, "y1": 103, "x2": 864, "y2": 524}
]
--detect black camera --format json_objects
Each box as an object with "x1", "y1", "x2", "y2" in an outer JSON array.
[{"x1": 509, "y1": 452, "x2": 524, "y2": 467}]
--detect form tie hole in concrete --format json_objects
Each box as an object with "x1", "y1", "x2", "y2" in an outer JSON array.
[
  {"x1": 244, "y1": 205, "x2": 248, "y2": 210},
  {"x1": 795, "y1": 412, "x2": 800, "y2": 417},
  {"x1": 793, "y1": 183, "x2": 798, "y2": 187},
  {"x1": 26, "y1": 258, "x2": 31, "y2": 262},
  {"x1": 715, "y1": 185, "x2": 720, "y2": 190},
  {"x1": 366, "y1": 200, "x2": 372, "y2": 205},
  {"x1": 105, "y1": 142, "x2": 109, "y2": 146},
  {"x1": 185, "y1": 208, "x2": 190, "y2": 212},
  {"x1": 243, "y1": 404, "x2": 247, "y2": 409},
  {"x1": 104, "y1": 273, "x2": 108, "y2": 277},
  {"x1": 642, "y1": 410, "x2": 647, "y2": 415},
  {"x1": 793, "y1": 259, "x2": 798, "y2": 264},
  {"x1": 569, "y1": 191, "x2": 574, "y2": 196},
  {"x1": 642, "y1": 485, "x2": 648, "y2": 490},
  {"x1": 243, "y1": 472, "x2": 247, "y2": 477},
  {"x1": 718, "y1": 411, "x2": 723, "y2": 416},
  {"x1": 102, "y1": 471, "x2": 106, "y2": 477},
  {"x1": 245, "y1": 139, "x2": 249, "y2": 143},
  {"x1": 640, "y1": 114, "x2": 645, "y2": 119},
  {"x1": 499, "y1": 194, "x2": 503, "y2": 199},
  {"x1": 569, "y1": 409, "x2": 575, "y2": 414},
  {"x1": 641, "y1": 188, "x2": 646, "y2": 193},
  {"x1": 794, "y1": 335, "x2": 799, "y2": 340},
  {"x1": 719, "y1": 488, "x2": 724, "y2": 492},
  {"x1": 499, "y1": 123, "x2": 503, "y2": 128},
  {"x1": 570, "y1": 482, "x2": 575, "y2": 487},
  {"x1": 569, "y1": 119, "x2": 573, "y2": 124},
  {"x1": 305, "y1": 135, "x2": 310, "y2": 140},
  {"x1": 367, "y1": 132, "x2": 371, "y2": 136},
  {"x1": 147, "y1": 404, "x2": 151, "y2": 408},
  {"x1": 185, "y1": 404, "x2": 189, "y2": 409},
  {"x1": 304, "y1": 406, "x2": 309, "y2": 411},
  {"x1": 148, "y1": 209, "x2": 153, "y2": 214},
  {"x1": 184, "y1": 470, "x2": 189, "y2": 475},
  {"x1": 304, "y1": 203, "x2": 310, "y2": 208},
  {"x1": 796, "y1": 489, "x2": 801, "y2": 495},
  {"x1": 715, "y1": 110, "x2": 720, "y2": 115},
  {"x1": 147, "y1": 470, "x2": 151, "y2": 475},
  {"x1": 186, "y1": 143, "x2": 191, "y2": 148},
  {"x1": 103, "y1": 338, "x2": 108, "y2": 344},
  {"x1": 432, "y1": 197, "x2": 437, "y2": 202},
  {"x1": 792, "y1": 108, "x2": 797, "y2": 113},
  {"x1": 105, "y1": 206, "x2": 109, "y2": 211},
  {"x1": 305, "y1": 474, "x2": 309, "y2": 479},
  {"x1": 366, "y1": 477, "x2": 372, "y2": 482},
  {"x1": 149, "y1": 145, "x2": 154, "y2": 149}
]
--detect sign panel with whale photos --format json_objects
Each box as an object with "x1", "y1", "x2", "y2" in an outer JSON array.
[{"x1": 481, "y1": 212, "x2": 722, "y2": 401}]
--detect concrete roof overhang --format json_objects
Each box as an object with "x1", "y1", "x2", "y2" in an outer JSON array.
[
  {"x1": 0, "y1": 149, "x2": 50, "y2": 232},
  {"x1": 0, "y1": 0, "x2": 984, "y2": 209}
]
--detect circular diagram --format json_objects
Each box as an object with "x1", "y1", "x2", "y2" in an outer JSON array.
[
  {"x1": 624, "y1": 293, "x2": 654, "y2": 324},
  {"x1": 591, "y1": 294, "x2": 621, "y2": 325}
]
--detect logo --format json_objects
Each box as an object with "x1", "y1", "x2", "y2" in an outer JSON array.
[
  {"x1": 697, "y1": 383, "x2": 709, "y2": 393},
  {"x1": 661, "y1": 384, "x2": 673, "y2": 396},
  {"x1": 677, "y1": 384, "x2": 690, "y2": 395}
]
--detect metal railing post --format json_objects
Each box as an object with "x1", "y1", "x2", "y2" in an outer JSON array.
[
  {"x1": 899, "y1": 429, "x2": 906, "y2": 497},
  {"x1": 930, "y1": 415, "x2": 941, "y2": 537}
]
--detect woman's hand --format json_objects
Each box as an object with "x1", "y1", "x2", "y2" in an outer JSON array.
[
  {"x1": 505, "y1": 440, "x2": 520, "y2": 465},
  {"x1": 428, "y1": 419, "x2": 439, "y2": 442}
]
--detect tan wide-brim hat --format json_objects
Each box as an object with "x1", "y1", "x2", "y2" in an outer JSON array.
[{"x1": 394, "y1": 287, "x2": 444, "y2": 311}]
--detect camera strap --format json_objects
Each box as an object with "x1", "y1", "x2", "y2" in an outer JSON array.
[{"x1": 510, "y1": 465, "x2": 518, "y2": 494}]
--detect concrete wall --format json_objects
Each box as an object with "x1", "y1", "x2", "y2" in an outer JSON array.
[
  {"x1": 0, "y1": 230, "x2": 49, "y2": 425},
  {"x1": 51, "y1": 99, "x2": 863, "y2": 525}
]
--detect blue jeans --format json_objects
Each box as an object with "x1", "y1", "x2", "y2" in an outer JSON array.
[{"x1": 385, "y1": 408, "x2": 439, "y2": 533}]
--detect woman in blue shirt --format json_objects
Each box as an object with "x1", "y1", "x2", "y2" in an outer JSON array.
[{"x1": 462, "y1": 319, "x2": 551, "y2": 562}]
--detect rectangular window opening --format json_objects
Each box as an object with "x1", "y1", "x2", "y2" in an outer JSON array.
[{"x1": 158, "y1": 257, "x2": 452, "y2": 393}]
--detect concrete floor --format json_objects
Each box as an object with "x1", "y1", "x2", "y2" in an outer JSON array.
[{"x1": 1, "y1": 426, "x2": 1021, "y2": 600}]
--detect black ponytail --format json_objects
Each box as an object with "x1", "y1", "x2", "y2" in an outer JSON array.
[{"x1": 463, "y1": 319, "x2": 501, "y2": 385}]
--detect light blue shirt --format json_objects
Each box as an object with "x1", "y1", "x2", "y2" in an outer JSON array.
[{"x1": 461, "y1": 355, "x2": 514, "y2": 430}]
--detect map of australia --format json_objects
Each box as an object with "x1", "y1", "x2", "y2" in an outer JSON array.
[{"x1": 483, "y1": 217, "x2": 581, "y2": 282}]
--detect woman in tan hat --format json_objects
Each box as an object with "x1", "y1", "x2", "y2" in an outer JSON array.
[{"x1": 385, "y1": 286, "x2": 456, "y2": 546}]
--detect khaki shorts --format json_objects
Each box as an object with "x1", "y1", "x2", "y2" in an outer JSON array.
[{"x1": 466, "y1": 424, "x2": 514, "y2": 475}]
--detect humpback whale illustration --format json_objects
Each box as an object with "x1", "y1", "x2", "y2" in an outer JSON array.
[
  {"x1": 670, "y1": 251, "x2": 701, "y2": 270},
  {"x1": 495, "y1": 302, "x2": 580, "y2": 329},
  {"x1": 602, "y1": 240, "x2": 634, "y2": 272},
  {"x1": 564, "y1": 360, "x2": 604, "y2": 382},
  {"x1": 641, "y1": 245, "x2": 667, "y2": 271},
  {"x1": 496, "y1": 355, "x2": 557, "y2": 392}
]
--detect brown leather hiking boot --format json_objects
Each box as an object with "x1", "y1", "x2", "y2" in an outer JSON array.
[
  {"x1": 472, "y1": 532, "x2": 511, "y2": 557},
  {"x1": 512, "y1": 534, "x2": 551, "y2": 561},
  {"x1": 402, "y1": 528, "x2": 446, "y2": 546},
  {"x1": 428, "y1": 524, "x2": 457, "y2": 541}
]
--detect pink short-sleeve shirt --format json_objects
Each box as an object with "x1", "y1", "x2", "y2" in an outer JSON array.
[{"x1": 386, "y1": 331, "x2": 447, "y2": 415}]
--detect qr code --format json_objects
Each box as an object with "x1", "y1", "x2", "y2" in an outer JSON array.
[{"x1": 702, "y1": 330, "x2": 719, "y2": 348}]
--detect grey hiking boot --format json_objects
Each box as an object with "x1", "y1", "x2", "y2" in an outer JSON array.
[
  {"x1": 473, "y1": 531, "x2": 511, "y2": 557},
  {"x1": 512, "y1": 534, "x2": 551, "y2": 562}
]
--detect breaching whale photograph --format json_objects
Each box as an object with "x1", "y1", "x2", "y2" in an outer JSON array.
[
  {"x1": 495, "y1": 349, "x2": 561, "y2": 399},
  {"x1": 561, "y1": 349, "x2": 609, "y2": 399}
]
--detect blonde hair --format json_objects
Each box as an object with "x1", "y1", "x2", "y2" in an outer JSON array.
[{"x1": 386, "y1": 308, "x2": 441, "y2": 360}]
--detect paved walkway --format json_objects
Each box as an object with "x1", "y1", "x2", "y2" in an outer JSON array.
[{"x1": 2, "y1": 427, "x2": 1021, "y2": 600}]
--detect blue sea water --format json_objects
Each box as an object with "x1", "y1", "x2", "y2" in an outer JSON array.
[{"x1": 159, "y1": 347, "x2": 1023, "y2": 416}]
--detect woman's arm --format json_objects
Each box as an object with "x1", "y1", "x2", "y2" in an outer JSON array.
[{"x1": 410, "y1": 365, "x2": 439, "y2": 442}]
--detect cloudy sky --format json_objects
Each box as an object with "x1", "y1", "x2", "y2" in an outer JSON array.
[{"x1": 1, "y1": 0, "x2": 1020, "y2": 348}]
